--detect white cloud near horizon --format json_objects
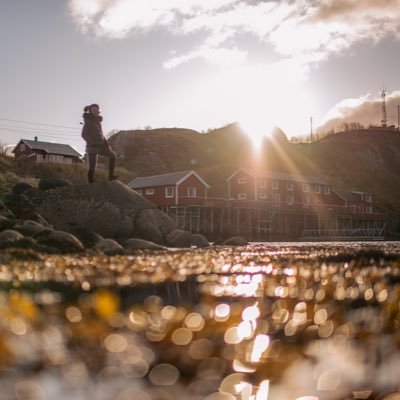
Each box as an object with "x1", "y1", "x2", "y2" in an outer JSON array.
[
  {"x1": 317, "y1": 90, "x2": 400, "y2": 133},
  {"x1": 68, "y1": 0, "x2": 400, "y2": 68}
]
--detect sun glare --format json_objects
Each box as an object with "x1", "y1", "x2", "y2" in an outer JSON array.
[{"x1": 239, "y1": 114, "x2": 275, "y2": 152}]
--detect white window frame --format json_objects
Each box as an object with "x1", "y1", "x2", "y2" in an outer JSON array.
[
  {"x1": 303, "y1": 196, "x2": 310, "y2": 207},
  {"x1": 238, "y1": 177, "x2": 247, "y2": 184},
  {"x1": 287, "y1": 195, "x2": 294, "y2": 205},
  {"x1": 366, "y1": 206, "x2": 372, "y2": 213},
  {"x1": 365, "y1": 194, "x2": 372, "y2": 202},
  {"x1": 287, "y1": 181, "x2": 293, "y2": 191},
  {"x1": 20, "y1": 143, "x2": 26, "y2": 151},
  {"x1": 259, "y1": 179, "x2": 266, "y2": 188},
  {"x1": 146, "y1": 188, "x2": 155, "y2": 195},
  {"x1": 49, "y1": 154, "x2": 64, "y2": 163},
  {"x1": 324, "y1": 186, "x2": 330, "y2": 194},
  {"x1": 36, "y1": 154, "x2": 44, "y2": 162},
  {"x1": 315, "y1": 184, "x2": 321, "y2": 193},
  {"x1": 303, "y1": 183, "x2": 309, "y2": 192},
  {"x1": 272, "y1": 180, "x2": 279, "y2": 190},
  {"x1": 273, "y1": 194, "x2": 280, "y2": 204},
  {"x1": 259, "y1": 193, "x2": 267, "y2": 200},
  {"x1": 165, "y1": 187, "x2": 174, "y2": 198},
  {"x1": 238, "y1": 193, "x2": 247, "y2": 200},
  {"x1": 187, "y1": 187, "x2": 196, "y2": 197}
]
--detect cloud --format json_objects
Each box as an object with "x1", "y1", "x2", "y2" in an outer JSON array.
[
  {"x1": 316, "y1": 90, "x2": 400, "y2": 133},
  {"x1": 68, "y1": 0, "x2": 400, "y2": 68}
]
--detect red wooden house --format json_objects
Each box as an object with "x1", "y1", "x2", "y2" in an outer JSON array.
[
  {"x1": 128, "y1": 170, "x2": 210, "y2": 206},
  {"x1": 12, "y1": 137, "x2": 82, "y2": 164},
  {"x1": 334, "y1": 190, "x2": 374, "y2": 214},
  {"x1": 227, "y1": 168, "x2": 338, "y2": 210}
]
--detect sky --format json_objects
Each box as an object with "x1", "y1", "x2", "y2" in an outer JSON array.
[{"x1": 1, "y1": 0, "x2": 400, "y2": 155}]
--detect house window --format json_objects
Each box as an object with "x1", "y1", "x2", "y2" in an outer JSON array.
[
  {"x1": 20, "y1": 144, "x2": 26, "y2": 151},
  {"x1": 287, "y1": 195, "x2": 294, "y2": 205},
  {"x1": 365, "y1": 194, "x2": 372, "y2": 202},
  {"x1": 238, "y1": 193, "x2": 247, "y2": 200},
  {"x1": 238, "y1": 177, "x2": 247, "y2": 184},
  {"x1": 36, "y1": 154, "x2": 44, "y2": 162},
  {"x1": 324, "y1": 186, "x2": 330, "y2": 194},
  {"x1": 287, "y1": 181, "x2": 293, "y2": 191},
  {"x1": 303, "y1": 196, "x2": 310, "y2": 206},
  {"x1": 303, "y1": 183, "x2": 309, "y2": 192},
  {"x1": 272, "y1": 180, "x2": 279, "y2": 190},
  {"x1": 366, "y1": 206, "x2": 372, "y2": 213},
  {"x1": 165, "y1": 187, "x2": 174, "y2": 198},
  {"x1": 187, "y1": 187, "x2": 196, "y2": 197},
  {"x1": 273, "y1": 194, "x2": 280, "y2": 204},
  {"x1": 259, "y1": 193, "x2": 267, "y2": 200},
  {"x1": 146, "y1": 188, "x2": 155, "y2": 195},
  {"x1": 259, "y1": 179, "x2": 266, "y2": 188},
  {"x1": 315, "y1": 184, "x2": 321, "y2": 193},
  {"x1": 49, "y1": 154, "x2": 64, "y2": 163}
]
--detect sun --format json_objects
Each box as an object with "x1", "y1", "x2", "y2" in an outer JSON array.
[{"x1": 238, "y1": 113, "x2": 275, "y2": 152}]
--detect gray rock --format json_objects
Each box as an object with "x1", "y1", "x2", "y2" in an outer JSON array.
[
  {"x1": 123, "y1": 238, "x2": 165, "y2": 250},
  {"x1": 133, "y1": 208, "x2": 176, "y2": 244},
  {"x1": 0, "y1": 229, "x2": 24, "y2": 245},
  {"x1": 166, "y1": 229, "x2": 193, "y2": 248},
  {"x1": 39, "y1": 177, "x2": 72, "y2": 191},
  {"x1": 223, "y1": 236, "x2": 249, "y2": 246},
  {"x1": 0, "y1": 200, "x2": 14, "y2": 219},
  {"x1": 13, "y1": 220, "x2": 47, "y2": 236},
  {"x1": 94, "y1": 238, "x2": 124, "y2": 254},
  {"x1": 0, "y1": 215, "x2": 15, "y2": 231},
  {"x1": 26, "y1": 181, "x2": 156, "y2": 239},
  {"x1": 72, "y1": 228, "x2": 104, "y2": 248},
  {"x1": 36, "y1": 230, "x2": 84, "y2": 253},
  {"x1": 190, "y1": 233, "x2": 210, "y2": 248}
]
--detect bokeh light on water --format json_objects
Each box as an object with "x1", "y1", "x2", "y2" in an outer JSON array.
[{"x1": 1, "y1": 242, "x2": 400, "y2": 398}]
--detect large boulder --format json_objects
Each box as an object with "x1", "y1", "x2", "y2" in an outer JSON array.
[
  {"x1": 39, "y1": 177, "x2": 72, "y2": 191},
  {"x1": 25, "y1": 181, "x2": 158, "y2": 239},
  {"x1": 132, "y1": 208, "x2": 177, "y2": 244},
  {"x1": 35, "y1": 230, "x2": 85, "y2": 253}
]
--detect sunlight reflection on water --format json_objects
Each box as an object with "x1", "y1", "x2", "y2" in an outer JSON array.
[{"x1": 0, "y1": 242, "x2": 400, "y2": 399}]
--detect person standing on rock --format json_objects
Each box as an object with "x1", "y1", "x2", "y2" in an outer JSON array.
[{"x1": 81, "y1": 103, "x2": 118, "y2": 183}]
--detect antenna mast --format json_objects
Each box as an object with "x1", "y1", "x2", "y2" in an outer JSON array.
[{"x1": 381, "y1": 89, "x2": 387, "y2": 128}]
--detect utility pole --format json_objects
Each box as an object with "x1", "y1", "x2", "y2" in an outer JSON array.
[
  {"x1": 398, "y1": 104, "x2": 400, "y2": 130},
  {"x1": 381, "y1": 89, "x2": 387, "y2": 128},
  {"x1": 310, "y1": 116, "x2": 313, "y2": 143}
]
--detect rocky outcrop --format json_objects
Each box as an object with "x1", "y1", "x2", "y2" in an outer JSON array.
[{"x1": 0, "y1": 178, "x2": 220, "y2": 254}]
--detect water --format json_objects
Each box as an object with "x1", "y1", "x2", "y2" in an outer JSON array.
[{"x1": 0, "y1": 242, "x2": 400, "y2": 400}]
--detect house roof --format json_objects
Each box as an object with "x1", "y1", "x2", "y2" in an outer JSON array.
[
  {"x1": 334, "y1": 190, "x2": 363, "y2": 202},
  {"x1": 227, "y1": 168, "x2": 329, "y2": 185},
  {"x1": 128, "y1": 170, "x2": 210, "y2": 189},
  {"x1": 13, "y1": 139, "x2": 82, "y2": 158}
]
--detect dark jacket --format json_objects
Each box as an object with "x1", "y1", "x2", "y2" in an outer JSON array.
[{"x1": 81, "y1": 113, "x2": 107, "y2": 153}]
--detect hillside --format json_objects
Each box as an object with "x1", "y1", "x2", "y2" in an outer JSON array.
[{"x1": 108, "y1": 125, "x2": 400, "y2": 227}]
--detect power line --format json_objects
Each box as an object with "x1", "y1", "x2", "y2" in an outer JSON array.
[
  {"x1": 0, "y1": 116, "x2": 81, "y2": 130},
  {"x1": 0, "y1": 124, "x2": 81, "y2": 136}
]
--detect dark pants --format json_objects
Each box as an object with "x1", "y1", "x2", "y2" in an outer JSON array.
[{"x1": 87, "y1": 144, "x2": 116, "y2": 183}]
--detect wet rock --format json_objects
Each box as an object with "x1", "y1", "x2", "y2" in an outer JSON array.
[
  {"x1": 222, "y1": 236, "x2": 249, "y2": 246},
  {"x1": 0, "y1": 215, "x2": 15, "y2": 231},
  {"x1": 0, "y1": 200, "x2": 14, "y2": 219},
  {"x1": 39, "y1": 177, "x2": 73, "y2": 191},
  {"x1": 166, "y1": 229, "x2": 193, "y2": 248},
  {"x1": 72, "y1": 228, "x2": 104, "y2": 248},
  {"x1": 123, "y1": 238, "x2": 165, "y2": 251},
  {"x1": 133, "y1": 208, "x2": 177, "y2": 244},
  {"x1": 94, "y1": 238, "x2": 124, "y2": 255},
  {"x1": 35, "y1": 230, "x2": 84, "y2": 253},
  {"x1": 13, "y1": 220, "x2": 47, "y2": 236},
  {"x1": 190, "y1": 233, "x2": 210, "y2": 248},
  {"x1": 0, "y1": 229, "x2": 24, "y2": 246},
  {"x1": 3, "y1": 193, "x2": 49, "y2": 225}
]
